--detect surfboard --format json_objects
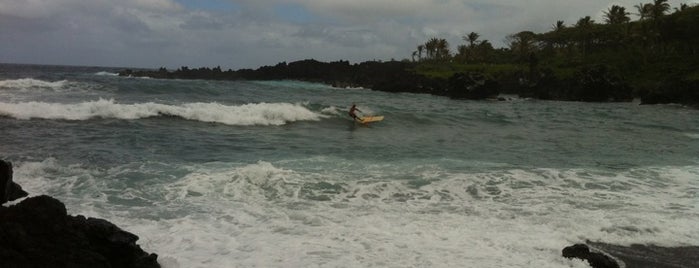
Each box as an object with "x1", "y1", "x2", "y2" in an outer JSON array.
[{"x1": 357, "y1": 115, "x2": 384, "y2": 124}]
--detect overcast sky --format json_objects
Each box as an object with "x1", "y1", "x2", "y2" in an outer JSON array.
[{"x1": 1, "y1": 0, "x2": 696, "y2": 69}]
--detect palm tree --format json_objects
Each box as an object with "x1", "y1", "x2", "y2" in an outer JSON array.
[
  {"x1": 576, "y1": 16, "x2": 595, "y2": 27},
  {"x1": 425, "y1": 38, "x2": 439, "y2": 60},
  {"x1": 476, "y1": 40, "x2": 494, "y2": 62},
  {"x1": 507, "y1": 31, "x2": 538, "y2": 62},
  {"x1": 463, "y1": 32, "x2": 480, "y2": 48},
  {"x1": 575, "y1": 16, "x2": 596, "y2": 58},
  {"x1": 416, "y1": 44, "x2": 425, "y2": 61},
  {"x1": 650, "y1": 0, "x2": 670, "y2": 20},
  {"x1": 546, "y1": 20, "x2": 568, "y2": 52},
  {"x1": 436, "y1": 38, "x2": 451, "y2": 60},
  {"x1": 456, "y1": 44, "x2": 469, "y2": 63},
  {"x1": 552, "y1": 20, "x2": 566, "y2": 31},
  {"x1": 634, "y1": 2, "x2": 653, "y2": 20},
  {"x1": 674, "y1": 3, "x2": 689, "y2": 13},
  {"x1": 604, "y1": 5, "x2": 631, "y2": 24}
]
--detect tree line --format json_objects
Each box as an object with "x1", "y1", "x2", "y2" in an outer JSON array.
[{"x1": 412, "y1": 0, "x2": 698, "y2": 84}]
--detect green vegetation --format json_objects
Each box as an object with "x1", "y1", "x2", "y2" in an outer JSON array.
[
  {"x1": 413, "y1": 63, "x2": 521, "y2": 79},
  {"x1": 411, "y1": 1, "x2": 699, "y2": 88},
  {"x1": 124, "y1": 1, "x2": 698, "y2": 104}
]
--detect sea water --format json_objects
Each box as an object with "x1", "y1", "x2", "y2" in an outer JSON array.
[{"x1": 1, "y1": 64, "x2": 697, "y2": 267}]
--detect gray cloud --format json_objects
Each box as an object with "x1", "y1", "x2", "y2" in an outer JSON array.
[{"x1": 0, "y1": 0, "x2": 694, "y2": 69}]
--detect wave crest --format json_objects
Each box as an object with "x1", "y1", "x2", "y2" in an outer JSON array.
[
  {"x1": 0, "y1": 99, "x2": 326, "y2": 125},
  {"x1": 0, "y1": 78, "x2": 69, "y2": 90},
  {"x1": 94, "y1": 71, "x2": 119, "y2": 76}
]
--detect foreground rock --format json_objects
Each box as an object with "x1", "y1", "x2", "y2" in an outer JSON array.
[
  {"x1": 562, "y1": 244, "x2": 619, "y2": 268},
  {"x1": 0, "y1": 160, "x2": 159, "y2": 268},
  {"x1": 0, "y1": 160, "x2": 28, "y2": 203},
  {"x1": 563, "y1": 242, "x2": 699, "y2": 268}
]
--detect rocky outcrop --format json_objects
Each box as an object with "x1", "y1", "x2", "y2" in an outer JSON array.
[
  {"x1": 518, "y1": 65, "x2": 632, "y2": 102},
  {"x1": 0, "y1": 160, "x2": 159, "y2": 268},
  {"x1": 0, "y1": 160, "x2": 28, "y2": 204},
  {"x1": 562, "y1": 244, "x2": 619, "y2": 268},
  {"x1": 640, "y1": 79, "x2": 699, "y2": 106},
  {"x1": 573, "y1": 65, "x2": 633, "y2": 102},
  {"x1": 563, "y1": 242, "x2": 699, "y2": 268},
  {"x1": 446, "y1": 72, "x2": 500, "y2": 100},
  {"x1": 586, "y1": 241, "x2": 699, "y2": 268},
  {"x1": 117, "y1": 60, "x2": 699, "y2": 105}
]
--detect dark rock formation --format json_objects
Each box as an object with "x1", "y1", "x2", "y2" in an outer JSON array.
[
  {"x1": 0, "y1": 160, "x2": 159, "y2": 268},
  {"x1": 117, "y1": 59, "x2": 699, "y2": 105},
  {"x1": 640, "y1": 79, "x2": 699, "y2": 106},
  {"x1": 572, "y1": 65, "x2": 633, "y2": 102},
  {"x1": 517, "y1": 65, "x2": 632, "y2": 102},
  {"x1": 562, "y1": 244, "x2": 620, "y2": 268},
  {"x1": 587, "y1": 241, "x2": 699, "y2": 268},
  {"x1": 0, "y1": 195, "x2": 159, "y2": 268},
  {"x1": 1, "y1": 160, "x2": 28, "y2": 204},
  {"x1": 563, "y1": 242, "x2": 699, "y2": 268},
  {"x1": 446, "y1": 72, "x2": 500, "y2": 99},
  {"x1": 515, "y1": 68, "x2": 561, "y2": 100}
]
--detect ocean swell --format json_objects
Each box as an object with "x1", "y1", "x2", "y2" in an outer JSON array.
[
  {"x1": 0, "y1": 78, "x2": 70, "y2": 91},
  {"x1": 0, "y1": 99, "x2": 326, "y2": 125}
]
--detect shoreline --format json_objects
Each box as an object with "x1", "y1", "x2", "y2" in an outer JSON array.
[{"x1": 118, "y1": 59, "x2": 699, "y2": 107}]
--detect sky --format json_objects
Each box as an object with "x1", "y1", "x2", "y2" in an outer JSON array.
[{"x1": 1, "y1": 0, "x2": 696, "y2": 69}]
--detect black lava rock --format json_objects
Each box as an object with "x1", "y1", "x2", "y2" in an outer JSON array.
[{"x1": 562, "y1": 244, "x2": 619, "y2": 268}]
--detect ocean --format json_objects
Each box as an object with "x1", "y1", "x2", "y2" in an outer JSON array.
[{"x1": 1, "y1": 64, "x2": 697, "y2": 267}]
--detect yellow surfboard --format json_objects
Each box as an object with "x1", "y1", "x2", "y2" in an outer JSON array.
[{"x1": 357, "y1": 115, "x2": 384, "y2": 124}]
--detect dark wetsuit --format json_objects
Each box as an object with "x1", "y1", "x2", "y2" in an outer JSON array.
[{"x1": 349, "y1": 105, "x2": 361, "y2": 120}]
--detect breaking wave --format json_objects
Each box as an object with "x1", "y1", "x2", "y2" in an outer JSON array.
[
  {"x1": 0, "y1": 99, "x2": 326, "y2": 125},
  {"x1": 94, "y1": 71, "x2": 119, "y2": 76},
  {"x1": 0, "y1": 78, "x2": 70, "y2": 91}
]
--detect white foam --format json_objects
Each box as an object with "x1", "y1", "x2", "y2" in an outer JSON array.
[
  {"x1": 320, "y1": 105, "x2": 342, "y2": 115},
  {"x1": 13, "y1": 158, "x2": 698, "y2": 267},
  {"x1": 95, "y1": 71, "x2": 119, "y2": 76},
  {"x1": 0, "y1": 99, "x2": 326, "y2": 125},
  {"x1": 0, "y1": 78, "x2": 69, "y2": 90},
  {"x1": 684, "y1": 133, "x2": 699, "y2": 139},
  {"x1": 11, "y1": 158, "x2": 107, "y2": 207}
]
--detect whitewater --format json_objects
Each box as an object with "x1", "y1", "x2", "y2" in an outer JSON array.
[{"x1": 1, "y1": 64, "x2": 698, "y2": 268}]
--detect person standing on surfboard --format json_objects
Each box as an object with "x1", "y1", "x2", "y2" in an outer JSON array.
[{"x1": 348, "y1": 103, "x2": 362, "y2": 120}]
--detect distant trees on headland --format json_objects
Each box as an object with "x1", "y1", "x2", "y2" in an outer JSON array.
[
  {"x1": 405, "y1": 1, "x2": 699, "y2": 105},
  {"x1": 413, "y1": 0, "x2": 697, "y2": 67},
  {"x1": 121, "y1": 1, "x2": 699, "y2": 106}
]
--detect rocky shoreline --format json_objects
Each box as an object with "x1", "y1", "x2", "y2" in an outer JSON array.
[
  {"x1": 1, "y1": 160, "x2": 160, "y2": 268},
  {"x1": 562, "y1": 242, "x2": 699, "y2": 268},
  {"x1": 119, "y1": 59, "x2": 699, "y2": 107},
  {"x1": 3, "y1": 158, "x2": 698, "y2": 267}
]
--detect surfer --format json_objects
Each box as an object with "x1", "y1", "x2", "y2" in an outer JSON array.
[{"x1": 348, "y1": 103, "x2": 361, "y2": 120}]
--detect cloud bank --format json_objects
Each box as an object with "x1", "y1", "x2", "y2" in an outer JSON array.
[{"x1": 0, "y1": 0, "x2": 694, "y2": 69}]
